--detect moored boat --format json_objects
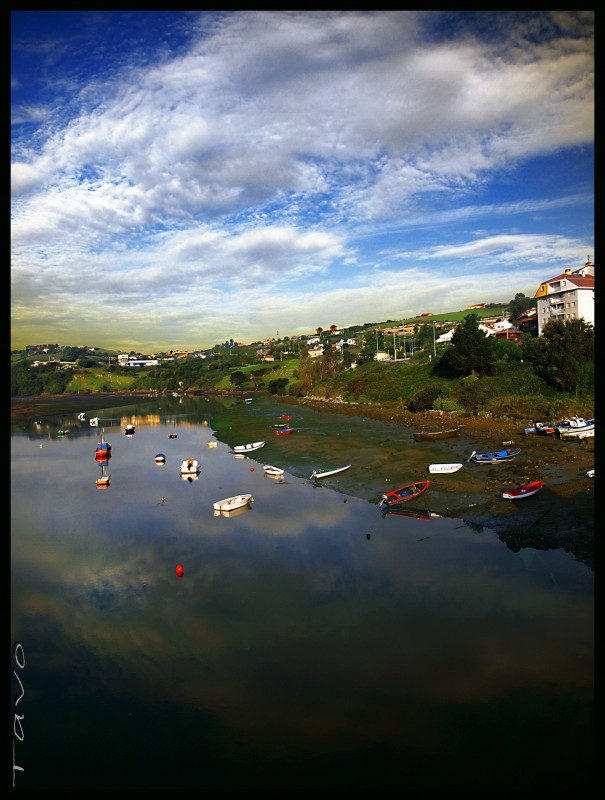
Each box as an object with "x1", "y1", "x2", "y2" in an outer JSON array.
[
  {"x1": 275, "y1": 427, "x2": 295, "y2": 435},
  {"x1": 154, "y1": 453, "x2": 166, "y2": 464},
  {"x1": 95, "y1": 431, "x2": 112, "y2": 462},
  {"x1": 213, "y1": 494, "x2": 254, "y2": 513},
  {"x1": 124, "y1": 423, "x2": 135, "y2": 435},
  {"x1": 263, "y1": 465, "x2": 284, "y2": 477},
  {"x1": 413, "y1": 425, "x2": 464, "y2": 442},
  {"x1": 502, "y1": 480, "x2": 544, "y2": 500},
  {"x1": 89, "y1": 416, "x2": 100, "y2": 427},
  {"x1": 310, "y1": 464, "x2": 351, "y2": 480},
  {"x1": 180, "y1": 458, "x2": 200, "y2": 475},
  {"x1": 270, "y1": 423, "x2": 290, "y2": 429},
  {"x1": 380, "y1": 480, "x2": 430, "y2": 506}
]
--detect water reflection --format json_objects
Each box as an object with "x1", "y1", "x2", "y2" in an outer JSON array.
[{"x1": 11, "y1": 394, "x2": 593, "y2": 789}]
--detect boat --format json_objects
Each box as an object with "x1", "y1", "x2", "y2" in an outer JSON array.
[
  {"x1": 244, "y1": 398, "x2": 253, "y2": 404},
  {"x1": 213, "y1": 494, "x2": 254, "y2": 513},
  {"x1": 558, "y1": 427, "x2": 594, "y2": 440},
  {"x1": 280, "y1": 415, "x2": 293, "y2": 420},
  {"x1": 310, "y1": 464, "x2": 351, "y2": 480},
  {"x1": 207, "y1": 440, "x2": 218, "y2": 448},
  {"x1": 502, "y1": 480, "x2": 545, "y2": 500},
  {"x1": 554, "y1": 416, "x2": 594, "y2": 438},
  {"x1": 381, "y1": 506, "x2": 438, "y2": 521},
  {"x1": 263, "y1": 464, "x2": 284, "y2": 477},
  {"x1": 468, "y1": 448, "x2": 520, "y2": 463},
  {"x1": 275, "y1": 428, "x2": 295, "y2": 435},
  {"x1": 586, "y1": 468, "x2": 594, "y2": 478},
  {"x1": 233, "y1": 441, "x2": 265, "y2": 453},
  {"x1": 168, "y1": 433, "x2": 178, "y2": 438},
  {"x1": 427, "y1": 463, "x2": 463, "y2": 474},
  {"x1": 413, "y1": 425, "x2": 464, "y2": 442},
  {"x1": 58, "y1": 429, "x2": 70, "y2": 437},
  {"x1": 124, "y1": 424, "x2": 135, "y2": 435},
  {"x1": 95, "y1": 431, "x2": 112, "y2": 462},
  {"x1": 180, "y1": 458, "x2": 200, "y2": 475},
  {"x1": 525, "y1": 421, "x2": 560, "y2": 436},
  {"x1": 380, "y1": 480, "x2": 430, "y2": 506},
  {"x1": 95, "y1": 463, "x2": 111, "y2": 488},
  {"x1": 89, "y1": 416, "x2": 100, "y2": 427},
  {"x1": 270, "y1": 423, "x2": 290, "y2": 429},
  {"x1": 77, "y1": 412, "x2": 86, "y2": 421},
  {"x1": 154, "y1": 453, "x2": 166, "y2": 464}
]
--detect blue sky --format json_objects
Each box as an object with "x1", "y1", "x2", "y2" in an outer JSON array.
[{"x1": 11, "y1": 10, "x2": 594, "y2": 352}]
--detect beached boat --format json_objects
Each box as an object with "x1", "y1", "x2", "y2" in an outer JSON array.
[
  {"x1": 310, "y1": 464, "x2": 351, "y2": 480},
  {"x1": 233, "y1": 441, "x2": 265, "y2": 453},
  {"x1": 586, "y1": 468, "x2": 595, "y2": 478},
  {"x1": 180, "y1": 458, "x2": 200, "y2": 475},
  {"x1": 413, "y1": 425, "x2": 464, "y2": 442},
  {"x1": 502, "y1": 480, "x2": 544, "y2": 500},
  {"x1": 427, "y1": 463, "x2": 463, "y2": 474},
  {"x1": 280, "y1": 415, "x2": 293, "y2": 420},
  {"x1": 554, "y1": 416, "x2": 594, "y2": 438},
  {"x1": 275, "y1": 428, "x2": 295, "y2": 435},
  {"x1": 558, "y1": 427, "x2": 594, "y2": 440},
  {"x1": 263, "y1": 465, "x2": 285, "y2": 477},
  {"x1": 468, "y1": 448, "x2": 520, "y2": 463},
  {"x1": 95, "y1": 431, "x2": 112, "y2": 462},
  {"x1": 213, "y1": 494, "x2": 254, "y2": 513},
  {"x1": 380, "y1": 480, "x2": 430, "y2": 506},
  {"x1": 154, "y1": 453, "x2": 166, "y2": 464},
  {"x1": 269, "y1": 423, "x2": 290, "y2": 429}
]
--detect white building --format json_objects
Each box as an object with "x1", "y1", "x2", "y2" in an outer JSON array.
[{"x1": 533, "y1": 258, "x2": 595, "y2": 336}]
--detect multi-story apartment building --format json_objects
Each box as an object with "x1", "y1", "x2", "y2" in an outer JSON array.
[{"x1": 533, "y1": 257, "x2": 594, "y2": 336}]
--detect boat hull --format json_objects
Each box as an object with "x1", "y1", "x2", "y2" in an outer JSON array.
[
  {"x1": 213, "y1": 494, "x2": 254, "y2": 512},
  {"x1": 381, "y1": 480, "x2": 430, "y2": 506},
  {"x1": 413, "y1": 425, "x2": 464, "y2": 442},
  {"x1": 233, "y1": 442, "x2": 265, "y2": 452},
  {"x1": 502, "y1": 480, "x2": 544, "y2": 500},
  {"x1": 310, "y1": 464, "x2": 351, "y2": 480},
  {"x1": 427, "y1": 463, "x2": 463, "y2": 474}
]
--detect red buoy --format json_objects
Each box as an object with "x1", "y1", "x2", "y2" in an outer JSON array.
[{"x1": 176, "y1": 565, "x2": 184, "y2": 578}]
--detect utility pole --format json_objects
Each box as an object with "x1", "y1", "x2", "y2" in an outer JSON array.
[{"x1": 432, "y1": 321, "x2": 436, "y2": 357}]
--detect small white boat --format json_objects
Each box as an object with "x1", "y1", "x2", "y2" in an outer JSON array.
[
  {"x1": 586, "y1": 468, "x2": 595, "y2": 478},
  {"x1": 124, "y1": 424, "x2": 135, "y2": 435},
  {"x1": 207, "y1": 441, "x2": 218, "y2": 448},
  {"x1": 427, "y1": 463, "x2": 463, "y2": 474},
  {"x1": 180, "y1": 458, "x2": 200, "y2": 475},
  {"x1": 77, "y1": 412, "x2": 86, "y2": 421},
  {"x1": 554, "y1": 417, "x2": 594, "y2": 438},
  {"x1": 233, "y1": 441, "x2": 265, "y2": 453},
  {"x1": 264, "y1": 465, "x2": 284, "y2": 477},
  {"x1": 154, "y1": 453, "x2": 166, "y2": 464},
  {"x1": 213, "y1": 494, "x2": 254, "y2": 513},
  {"x1": 89, "y1": 416, "x2": 100, "y2": 427},
  {"x1": 558, "y1": 427, "x2": 594, "y2": 440},
  {"x1": 310, "y1": 464, "x2": 351, "y2": 480}
]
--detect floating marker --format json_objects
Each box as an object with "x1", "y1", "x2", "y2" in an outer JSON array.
[{"x1": 176, "y1": 565, "x2": 184, "y2": 578}]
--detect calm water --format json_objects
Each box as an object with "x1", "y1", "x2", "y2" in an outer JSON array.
[{"x1": 11, "y1": 395, "x2": 594, "y2": 789}]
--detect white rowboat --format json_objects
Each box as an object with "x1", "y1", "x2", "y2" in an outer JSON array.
[
  {"x1": 310, "y1": 464, "x2": 351, "y2": 480},
  {"x1": 213, "y1": 494, "x2": 254, "y2": 513},
  {"x1": 263, "y1": 465, "x2": 284, "y2": 477},
  {"x1": 427, "y1": 463, "x2": 463, "y2": 474},
  {"x1": 233, "y1": 441, "x2": 265, "y2": 453}
]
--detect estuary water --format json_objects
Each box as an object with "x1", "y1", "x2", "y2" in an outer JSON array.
[{"x1": 11, "y1": 394, "x2": 594, "y2": 789}]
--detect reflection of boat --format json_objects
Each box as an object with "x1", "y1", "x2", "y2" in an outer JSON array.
[
  {"x1": 214, "y1": 503, "x2": 253, "y2": 518},
  {"x1": 233, "y1": 441, "x2": 265, "y2": 453},
  {"x1": 502, "y1": 480, "x2": 544, "y2": 500},
  {"x1": 124, "y1": 424, "x2": 135, "y2": 435},
  {"x1": 95, "y1": 431, "x2": 112, "y2": 462},
  {"x1": 427, "y1": 463, "x2": 463, "y2": 474},
  {"x1": 413, "y1": 425, "x2": 464, "y2": 441},
  {"x1": 381, "y1": 480, "x2": 430, "y2": 506},
  {"x1": 168, "y1": 433, "x2": 178, "y2": 438},
  {"x1": 264, "y1": 465, "x2": 284, "y2": 477},
  {"x1": 90, "y1": 416, "x2": 100, "y2": 427},
  {"x1": 207, "y1": 441, "x2": 217, "y2": 448},
  {"x1": 154, "y1": 453, "x2": 166, "y2": 464},
  {"x1": 180, "y1": 458, "x2": 200, "y2": 475},
  {"x1": 213, "y1": 494, "x2": 254, "y2": 513},
  {"x1": 95, "y1": 462, "x2": 111, "y2": 488},
  {"x1": 310, "y1": 464, "x2": 351, "y2": 480},
  {"x1": 469, "y1": 448, "x2": 520, "y2": 463},
  {"x1": 181, "y1": 473, "x2": 200, "y2": 482}
]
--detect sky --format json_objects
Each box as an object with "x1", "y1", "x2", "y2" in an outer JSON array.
[{"x1": 11, "y1": 10, "x2": 594, "y2": 353}]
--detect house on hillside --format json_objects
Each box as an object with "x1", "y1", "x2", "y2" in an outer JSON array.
[{"x1": 533, "y1": 257, "x2": 595, "y2": 335}]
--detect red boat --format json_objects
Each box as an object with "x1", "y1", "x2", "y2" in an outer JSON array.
[
  {"x1": 95, "y1": 431, "x2": 112, "y2": 462},
  {"x1": 502, "y1": 480, "x2": 544, "y2": 500},
  {"x1": 280, "y1": 415, "x2": 293, "y2": 420},
  {"x1": 380, "y1": 480, "x2": 430, "y2": 506},
  {"x1": 275, "y1": 427, "x2": 295, "y2": 435}
]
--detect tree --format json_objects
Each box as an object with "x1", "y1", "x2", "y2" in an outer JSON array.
[
  {"x1": 438, "y1": 313, "x2": 494, "y2": 376},
  {"x1": 316, "y1": 327, "x2": 324, "y2": 336},
  {"x1": 229, "y1": 370, "x2": 246, "y2": 387},
  {"x1": 508, "y1": 293, "x2": 535, "y2": 325},
  {"x1": 538, "y1": 318, "x2": 594, "y2": 395}
]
